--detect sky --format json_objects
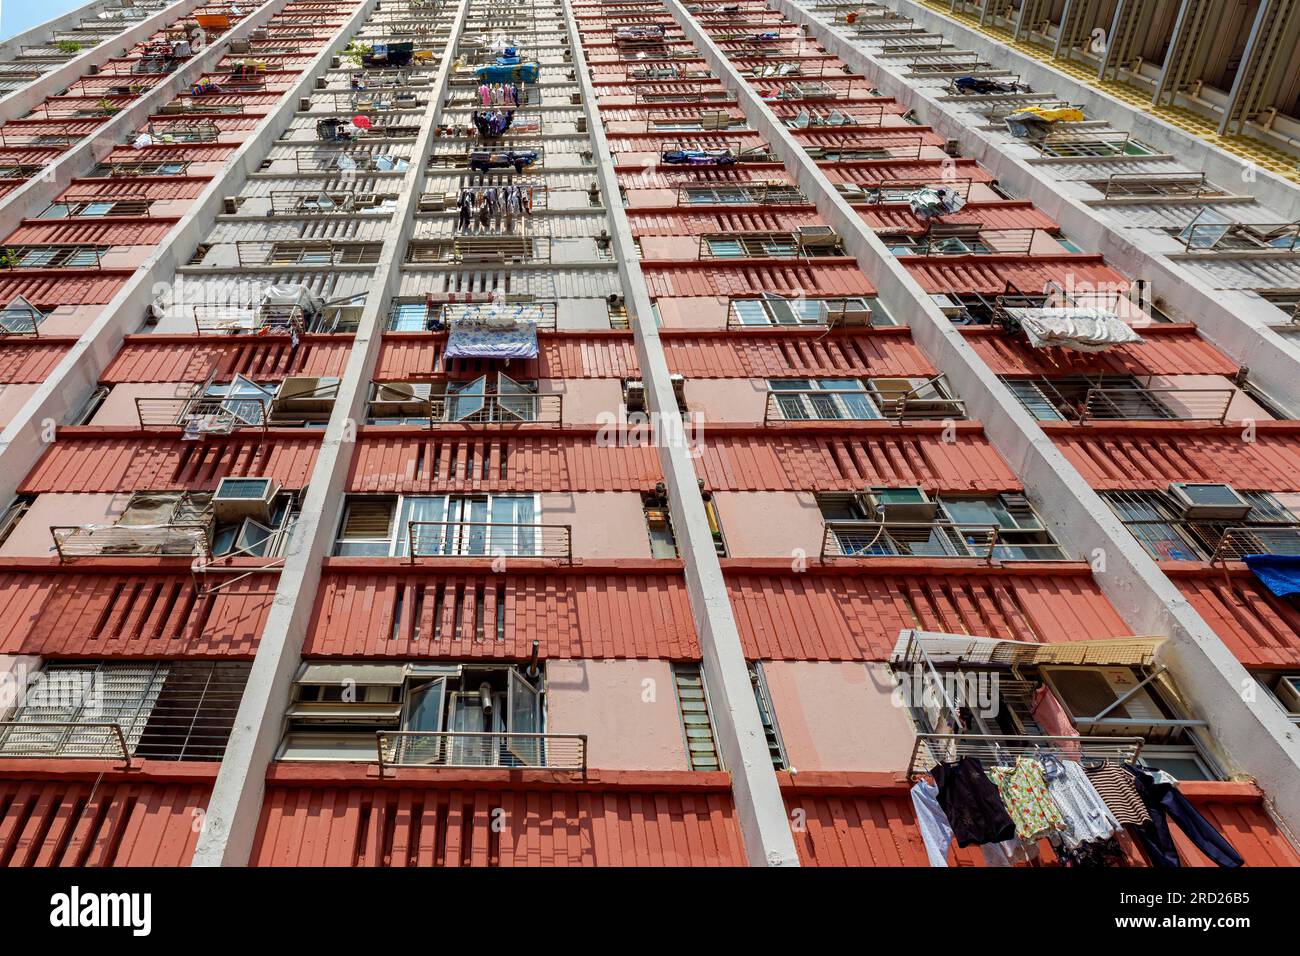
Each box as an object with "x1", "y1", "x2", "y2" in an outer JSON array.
[{"x1": 2, "y1": 0, "x2": 92, "y2": 42}]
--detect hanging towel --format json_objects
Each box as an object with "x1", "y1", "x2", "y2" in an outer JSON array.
[{"x1": 910, "y1": 779, "x2": 953, "y2": 867}]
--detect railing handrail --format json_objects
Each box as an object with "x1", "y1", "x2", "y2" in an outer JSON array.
[
  {"x1": 375, "y1": 730, "x2": 587, "y2": 775},
  {"x1": 1078, "y1": 385, "x2": 1234, "y2": 424},
  {"x1": 908, "y1": 732, "x2": 1144, "y2": 778},
  {"x1": 406, "y1": 520, "x2": 572, "y2": 562},
  {"x1": 822, "y1": 519, "x2": 1003, "y2": 561},
  {"x1": 0, "y1": 720, "x2": 131, "y2": 764}
]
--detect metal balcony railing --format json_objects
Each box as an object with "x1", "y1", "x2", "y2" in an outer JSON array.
[
  {"x1": 908, "y1": 733, "x2": 1145, "y2": 778},
  {"x1": 234, "y1": 239, "x2": 382, "y2": 267},
  {"x1": 1118, "y1": 519, "x2": 1300, "y2": 563},
  {"x1": 0, "y1": 721, "x2": 130, "y2": 763},
  {"x1": 676, "y1": 181, "x2": 806, "y2": 207},
  {"x1": 764, "y1": 384, "x2": 965, "y2": 424},
  {"x1": 51, "y1": 523, "x2": 210, "y2": 560},
  {"x1": 1077, "y1": 386, "x2": 1234, "y2": 424},
  {"x1": 376, "y1": 731, "x2": 587, "y2": 773},
  {"x1": 406, "y1": 521, "x2": 573, "y2": 562},
  {"x1": 441, "y1": 300, "x2": 557, "y2": 332},
  {"x1": 429, "y1": 393, "x2": 562, "y2": 425},
  {"x1": 821, "y1": 521, "x2": 1067, "y2": 562},
  {"x1": 135, "y1": 395, "x2": 269, "y2": 432}
]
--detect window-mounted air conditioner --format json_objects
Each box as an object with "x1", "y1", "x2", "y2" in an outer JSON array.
[
  {"x1": 1276, "y1": 675, "x2": 1300, "y2": 714},
  {"x1": 212, "y1": 477, "x2": 279, "y2": 523},
  {"x1": 670, "y1": 374, "x2": 686, "y2": 408},
  {"x1": 824, "y1": 297, "x2": 872, "y2": 326},
  {"x1": 371, "y1": 381, "x2": 432, "y2": 417},
  {"x1": 930, "y1": 293, "x2": 966, "y2": 318},
  {"x1": 624, "y1": 380, "x2": 647, "y2": 413},
  {"x1": 865, "y1": 486, "x2": 939, "y2": 523},
  {"x1": 272, "y1": 377, "x2": 339, "y2": 421},
  {"x1": 1042, "y1": 666, "x2": 1167, "y2": 739},
  {"x1": 1167, "y1": 482, "x2": 1252, "y2": 520},
  {"x1": 796, "y1": 225, "x2": 839, "y2": 251}
]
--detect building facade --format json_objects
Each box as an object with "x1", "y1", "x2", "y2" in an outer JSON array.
[{"x1": 0, "y1": 0, "x2": 1298, "y2": 867}]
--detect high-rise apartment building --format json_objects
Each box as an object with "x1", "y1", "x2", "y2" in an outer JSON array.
[{"x1": 0, "y1": 0, "x2": 1297, "y2": 868}]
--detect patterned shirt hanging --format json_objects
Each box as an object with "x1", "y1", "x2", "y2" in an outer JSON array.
[{"x1": 986, "y1": 756, "x2": 1067, "y2": 840}]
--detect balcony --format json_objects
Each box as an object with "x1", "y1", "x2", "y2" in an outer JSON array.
[
  {"x1": 699, "y1": 228, "x2": 844, "y2": 259},
  {"x1": 406, "y1": 521, "x2": 573, "y2": 562},
  {"x1": 376, "y1": 731, "x2": 587, "y2": 773},
  {"x1": 52, "y1": 523, "x2": 210, "y2": 559},
  {"x1": 908, "y1": 733, "x2": 1145, "y2": 778},
  {"x1": 1005, "y1": 377, "x2": 1236, "y2": 424},
  {"x1": 1120, "y1": 519, "x2": 1300, "y2": 564},
  {"x1": 234, "y1": 239, "x2": 383, "y2": 267},
  {"x1": 764, "y1": 378, "x2": 965, "y2": 423},
  {"x1": 821, "y1": 519, "x2": 1067, "y2": 562}
]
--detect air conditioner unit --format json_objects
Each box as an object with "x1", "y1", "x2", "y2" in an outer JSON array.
[
  {"x1": 824, "y1": 297, "x2": 873, "y2": 326},
  {"x1": 1167, "y1": 482, "x2": 1252, "y2": 520},
  {"x1": 212, "y1": 477, "x2": 279, "y2": 523},
  {"x1": 866, "y1": 486, "x2": 939, "y2": 523},
  {"x1": 930, "y1": 293, "x2": 966, "y2": 317},
  {"x1": 230, "y1": 38, "x2": 250, "y2": 54},
  {"x1": 1277, "y1": 675, "x2": 1300, "y2": 714},
  {"x1": 796, "y1": 225, "x2": 840, "y2": 251},
  {"x1": 272, "y1": 377, "x2": 339, "y2": 422},
  {"x1": 371, "y1": 381, "x2": 432, "y2": 417},
  {"x1": 1042, "y1": 665, "x2": 1167, "y2": 738},
  {"x1": 670, "y1": 374, "x2": 686, "y2": 407},
  {"x1": 943, "y1": 139, "x2": 962, "y2": 157},
  {"x1": 624, "y1": 379, "x2": 647, "y2": 413},
  {"x1": 222, "y1": 196, "x2": 239, "y2": 215},
  {"x1": 418, "y1": 193, "x2": 450, "y2": 212}
]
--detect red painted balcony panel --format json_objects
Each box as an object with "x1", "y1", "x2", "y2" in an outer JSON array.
[
  {"x1": 251, "y1": 780, "x2": 745, "y2": 866},
  {"x1": 306, "y1": 569, "x2": 699, "y2": 659},
  {"x1": 641, "y1": 261, "x2": 874, "y2": 298},
  {"x1": 0, "y1": 776, "x2": 211, "y2": 867},
  {"x1": 903, "y1": 256, "x2": 1125, "y2": 295},
  {"x1": 0, "y1": 344, "x2": 68, "y2": 384},
  {"x1": 19, "y1": 434, "x2": 320, "y2": 493},
  {"x1": 964, "y1": 325, "x2": 1238, "y2": 378},
  {"x1": 1051, "y1": 427, "x2": 1300, "y2": 490},
  {"x1": 376, "y1": 335, "x2": 640, "y2": 381},
  {"x1": 627, "y1": 209, "x2": 826, "y2": 236},
  {"x1": 0, "y1": 571, "x2": 270, "y2": 658},
  {"x1": 6, "y1": 219, "x2": 177, "y2": 247},
  {"x1": 727, "y1": 568, "x2": 1127, "y2": 660},
  {"x1": 100, "y1": 145, "x2": 237, "y2": 165},
  {"x1": 103, "y1": 338, "x2": 355, "y2": 383},
  {"x1": 1175, "y1": 572, "x2": 1300, "y2": 668},
  {"x1": 862, "y1": 202, "x2": 1058, "y2": 235},
  {"x1": 826, "y1": 159, "x2": 991, "y2": 186},
  {"x1": 348, "y1": 435, "x2": 662, "y2": 494},
  {"x1": 662, "y1": 330, "x2": 934, "y2": 378},
  {"x1": 0, "y1": 274, "x2": 129, "y2": 307},
  {"x1": 617, "y1": 167, "x2": 794, "y2": 189},
  {"x1": 58, "y1": 178, "x2": 209, "y2": 202},
  {"x1": 696, "y1": 430, "x2": 1018, "y2": 491},
  {"x1": 784, "y1": 785, "x2": 1298, "y2": 866}
]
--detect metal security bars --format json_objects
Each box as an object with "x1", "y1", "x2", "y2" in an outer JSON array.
[
  {"x1": 908, "y1": 733, "x2": 1145, "y2": 778},
  {"x1": 406, "y1": 520, "x2": 573, "y2": 561},
  {"x1": 375, "y1": 731, "x2": 587, "y2": 773}
]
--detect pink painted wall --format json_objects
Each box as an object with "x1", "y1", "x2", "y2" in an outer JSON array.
[
  {"x1": 639, "y1": 235, "x2": 704, "y2": 260},
  {"x1": 711, "y1": 491, "x2": 825, "y2": 559},
  {"x1": 683, "y1": 378, "x2": 769, "y2": 423},
  {"x1": 539, "y1": 492, "x2": 651, "y2": 559},
  {"x1": 91, "y1": 382, "x2": 197, "y2": 426},
  {"x1": 0, "y1": 493, "x2": 125, "y2": 558},
  {"x1": 763, "y1": 661, "x2": 915, "y2": 772},
  {"x1": 541, "y1": 378, "x2": 624, "y2": 425},
  {"x1": 545, "y1": 659, "x2": 689, "y2": 770},
  {"x1": 654, "y1": 296, "x2": 727, "y2": 330},
  {"x1": 1148, "y1": 374, "x2": 1273, "y2": 422},
  {"x1": 624, "y1": 188, "x2": 680, "y2": 208}
]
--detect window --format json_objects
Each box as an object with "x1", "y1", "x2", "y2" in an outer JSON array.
[
  {"x1": 643, "y1": 494, "x2": 678, "y2": 558},
  {"x1": 433, "y1": 373, "x2": 540, "y2": 423},
  {"x1": 1001, "y1": 375, "x2": 1173, "y2": 422},
  {"x1": 0, "y1": 295, "x2": 45, "y2": 334},
  {"x1": 0, "y1": 661, "x2": 248, "y2": 761},
  {"x1": 731, "y1": 294, "x2": 871, "y2": 327},
  {"x1": 335, "y1": 494, "x2": 543, "y2": 557},
  {"x1": 938, "y1": 495, "x2": 1066, "y2": 561},
  {"x1": 278, "y1": 662, "x2": 548, "y2": 766},
  {"x1": 769, "y1": 378, "x2": 879, "y2": 420},
  {"x1": 673, "y1": 664, "x2": 721, "y2": 771},
  {"x1": 387, "y1": 298, "x2": 430, "y2": 331},
  {"x1": 703, "y1": 233, "x2": 798, "y2": 257},
  {"x1": 1104, "y1": 489, "x2": 1300, "y2": 562},
  {"x1": 750, "y1": 662, "x2": 787, "y2": 770}
]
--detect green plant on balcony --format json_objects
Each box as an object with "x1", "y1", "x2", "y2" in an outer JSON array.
[
  {"x1": 0, "y1": 248, "x2": 18, "y2": 270},
  {"x1": 341, "y1": 41, "x2": 372, "y2": 68},
  {"x1": 56, "y1": 40, "x2": 83, "y2": 55}
]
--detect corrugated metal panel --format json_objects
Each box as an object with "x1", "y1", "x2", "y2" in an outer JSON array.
[
  {"x1": 101, "y1": 145, "x2": 237, "y2": 164},
  {"x1": 627, "y1": 209, "x2": 824, "y2": 236},
  {"x1": 903, "y1": 256, "x2": 1125, "y2": 295},
  {"x1": 616, "y1": 167, "x2": 794, "y2": 189},
  {"x1": 825, "y1": 159, "x2": 989, "y2": 186},
  {"x1": 0, "y1": 776, "x2": 211, "y2": 866},
  {"x1": 642, "y1": 261, "x2": 874, "y2": 297},
  {"x1": 696, "y1": 431, "x2": 1018, "y2": 491},
  {"x1": 1176, "y1": 257, "x2": 1300, "y2": 291},
  {"x1": 104, "y1": 338, "x2": 355, "y2": 383},
  {"x1": 6, "y1": 220, "x2": 177, "y2": 246},
  {"x1": 0, "y1": 344, "x2": 69, "y2": 383},
  {"x1": 1176, "y1": 573, "x2": 1300, "y2": 667},
  {"x1": 0, "y1": 274, "x2": 129, "y2": 306},
  {"x1": 0, "y1": 571, "x2": 269, "y2": 658},
  {"x1": 306, "y1": 569, "x2": 699, "y2": 658},
  {"x1": 348, "y1": 435, "x2": 662, "y2": 493},
  {"x1": 662, "y1": 331, "x2": 934, "y2": 378},
  {"x1": 1052, "y1": 428, "x2": 1300, "y2": 489},
  {"x1": 252, "y1": 783, "x2": 746, "y2": 866},
  {"x1": 728, "y1": 568, "x2": 1127, "y2": 660},
  {"x1": 785, "y1": 788, "x2": 1298, "y2": 866},
  {"x1": 862, "y1": 202, "x2": 1058, "y2": 234},
  {"x1": 964, "y1": 326, "x2": 1238, "y2": 377},
  {"x1": 376, "y1": 335, "x2": 639, "y2": 380},
  {"x1": 59, "y1": 178, "x2": 209, "y2": 201},
  {"x1": 19, "y1": 434, "x2": 321, "y2": 492}
]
